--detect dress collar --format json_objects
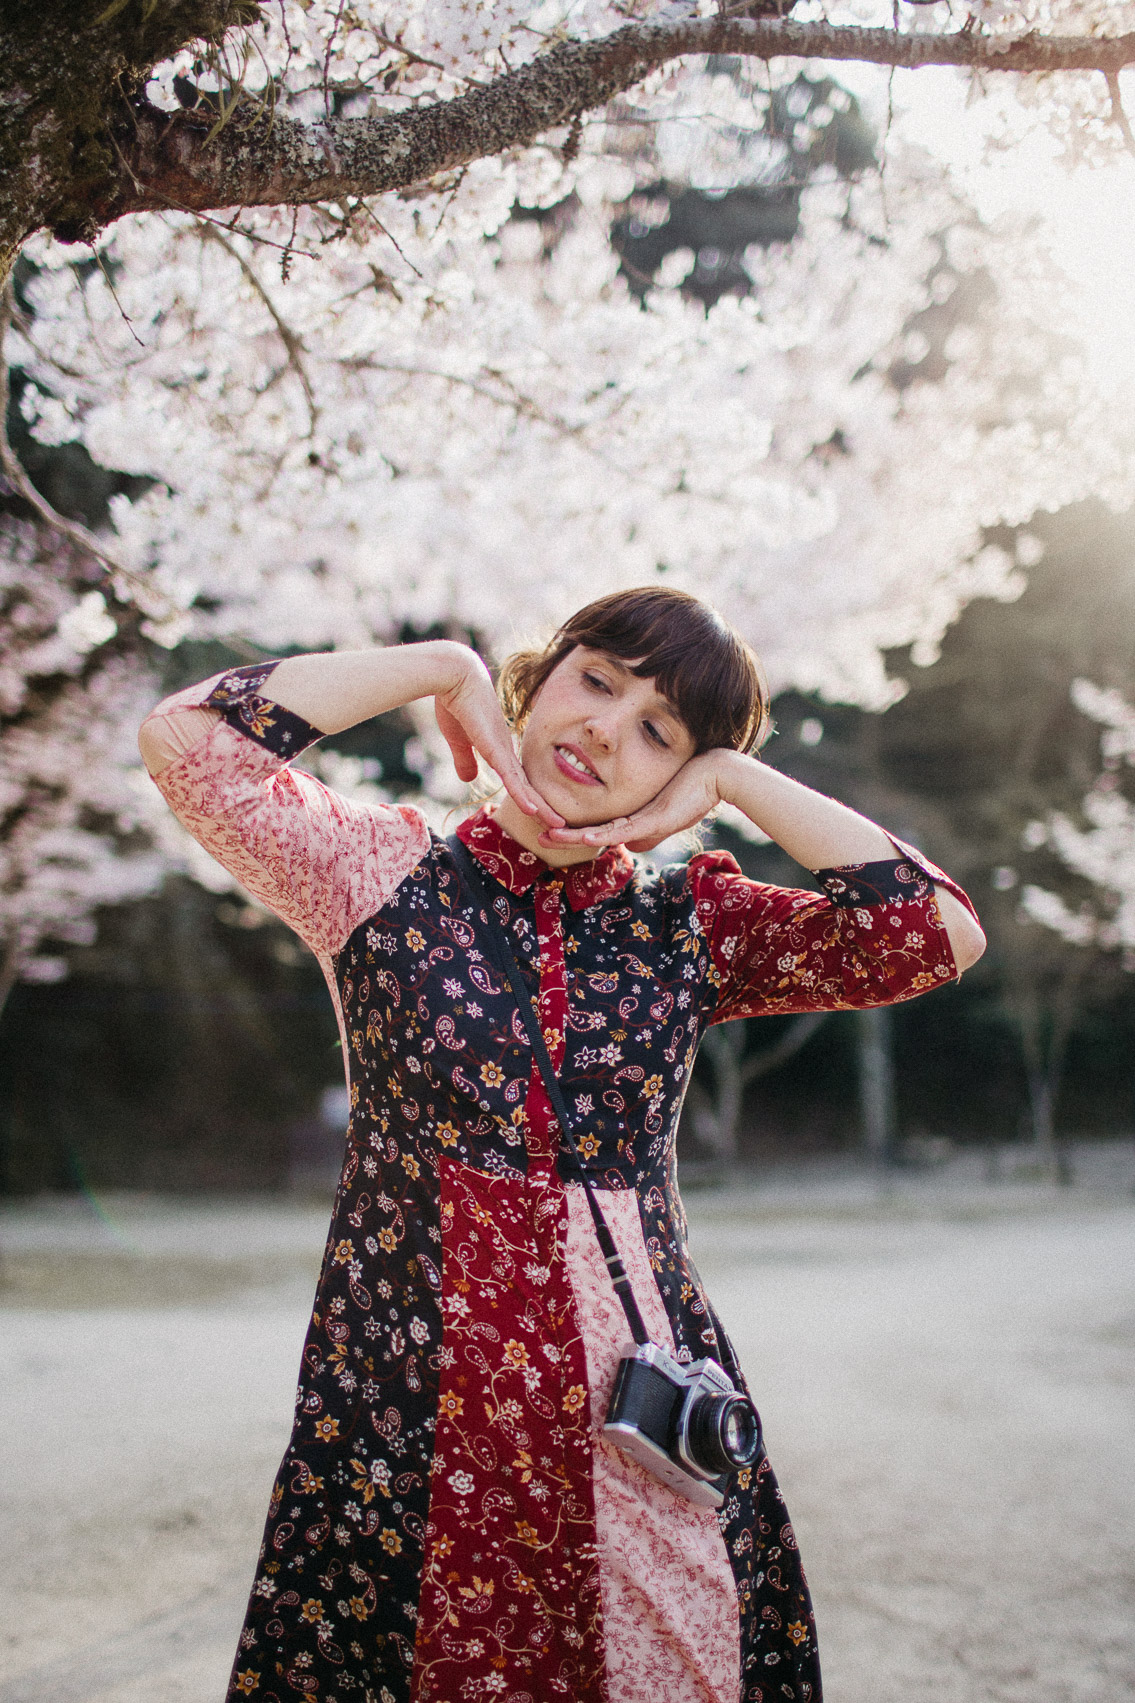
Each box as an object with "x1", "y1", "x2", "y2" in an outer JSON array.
[{"x1": 455, "y1": 805, "x2": 635, "y2": 911}]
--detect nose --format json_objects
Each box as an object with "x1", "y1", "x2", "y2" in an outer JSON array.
[{"x1": 584, "y1": 710, "x2": 616, "y2": 753}]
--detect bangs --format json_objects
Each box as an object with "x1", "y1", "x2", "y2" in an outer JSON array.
[{"x1": 498, "y1": 588, "x2": 769, "y2": 755}]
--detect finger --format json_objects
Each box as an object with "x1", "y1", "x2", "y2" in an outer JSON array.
[
  {"x1": 544, "y1": 815, "x2": 640, "y2": 848},
  {"x1": 447, "y1": 735, "x2": 480, "y2": 784},
  {"x1": 488, "y1": 747, "x2": 565, "y2": 828},
  {"x1": 434, "y1": 702, "x2": 479, "y2": 783}
]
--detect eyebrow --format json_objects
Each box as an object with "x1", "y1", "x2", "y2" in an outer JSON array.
[{"x1": 600, "y1": 656, "x2": 682, "y2": 723}]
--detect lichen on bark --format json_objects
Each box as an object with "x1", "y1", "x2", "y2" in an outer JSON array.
[{"x1": 0, "y1": 0, "x2": 261, "y2": 277}]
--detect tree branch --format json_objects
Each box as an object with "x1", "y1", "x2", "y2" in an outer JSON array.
[
  {"x1": 740, "y1": 1010, "x2": 829, "y2": 1086},
  {"x1": 199, "y1": 223, "x2": 319, "y2": 435},
  {"x1": 94, "y1": 18, "x2": 1135, "y2": 228}
]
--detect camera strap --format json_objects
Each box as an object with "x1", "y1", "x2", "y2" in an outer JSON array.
[{"x1": 447, "y1": 835, "x2": 650, "y2": 1348}]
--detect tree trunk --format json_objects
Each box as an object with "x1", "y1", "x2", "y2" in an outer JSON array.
[
  {"x1": 1013, "y1": 960, "x2": 1085, "y2": 1183},
  {"x1": 691, "y1": 1024, "x2": 747, "y2": 1172},
  {"x1": 690, "y1": 1012, "x2": 828, "y2": 1174},
  {"x1": 857, "y1": 1004, "x2": 897, "y2": 1168}
]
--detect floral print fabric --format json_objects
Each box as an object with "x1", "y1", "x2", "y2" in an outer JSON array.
[{"x1": 142, "y1": 662, "x2": 977, "y2": 1703}]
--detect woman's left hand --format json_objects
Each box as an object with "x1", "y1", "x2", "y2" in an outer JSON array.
[{"x1": 539, "y1": 752, "x2": 727, "y2": 853}]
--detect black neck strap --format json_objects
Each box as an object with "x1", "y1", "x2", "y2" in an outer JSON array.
[{"x1": 447, "y1": 835, "x2": 649, "y2": 1347}]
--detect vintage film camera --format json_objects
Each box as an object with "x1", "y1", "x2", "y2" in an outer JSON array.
[{"x1": 603, "y1": 1341, "x2": 762, "y2": 1508}]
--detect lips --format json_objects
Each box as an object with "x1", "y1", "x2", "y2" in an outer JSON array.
[{"x1": 553, "y1": 743, "x2": 603, "y2": 785}]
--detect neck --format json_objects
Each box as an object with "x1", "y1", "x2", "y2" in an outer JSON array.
[{"x1": 491, "y1": 795, "x2": 607, "y2": 868}]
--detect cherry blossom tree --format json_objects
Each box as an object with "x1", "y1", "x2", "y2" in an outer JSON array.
[
  {"x1": 1023, "y1": 679, "x2": 1135, "y2": 963},
  {"x1": 3, "y1": 0, "x2": 1135, "y2": 1000}
]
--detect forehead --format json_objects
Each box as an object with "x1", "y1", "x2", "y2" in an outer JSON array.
[{"x1": 572, "y1": 648, "x2": 683, "y2": 719}]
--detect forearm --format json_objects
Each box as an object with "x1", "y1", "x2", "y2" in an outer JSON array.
[
  {"x1": 264, "y1": 641, "x2": 478, "y2": 734},
  {"x1": 716, "y1": 751, "x2": 986, "y2": 971},
  {"x1": 716, "y1": 751, "x2": 894, "y2": 871}
]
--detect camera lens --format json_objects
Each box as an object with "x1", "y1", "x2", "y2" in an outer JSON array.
[{"x1": 687, "y1": 1393, "x2": 761, "y2": 1475}]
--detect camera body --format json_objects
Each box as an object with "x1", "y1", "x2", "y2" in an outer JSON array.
[{"x1": 602, "y1": 1341, "x2": 762, "y2": 1509}]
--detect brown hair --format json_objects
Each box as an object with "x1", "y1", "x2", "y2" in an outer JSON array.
[{"x1": 497, "y1": 587, "x2": 770, "y2": 756}]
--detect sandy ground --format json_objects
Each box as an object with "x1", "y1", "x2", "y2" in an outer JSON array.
[{"x1": 2, "y1": 1155, "x2": 1134, "y2": 1703}]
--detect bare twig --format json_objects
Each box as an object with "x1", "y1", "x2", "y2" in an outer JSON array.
[
  {"x1": 0, "y1": 283, "x2": 153, "y2": 596},
  {"x1": 198, "y1": 223, "x2": 319, "y2": 435},
  {"x1": 1105, "y1": 70, "x2": 1135, "y2": 157}
]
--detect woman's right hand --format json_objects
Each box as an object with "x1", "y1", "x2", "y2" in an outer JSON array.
[{"x1": 434, "y1": 652, "x2": 564, "y2": 830}]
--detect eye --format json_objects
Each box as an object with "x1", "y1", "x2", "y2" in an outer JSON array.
[
  {"x1": 583, "y1": 671, "x2": 611, "y2": 694},
  {"x1": 644, "y1": 721, "x2": 670, "y2": 749}
]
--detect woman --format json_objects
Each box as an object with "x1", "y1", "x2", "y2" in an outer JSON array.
[{"x1": 139, "y1": 588, "x2": 984, "y2": 1703}]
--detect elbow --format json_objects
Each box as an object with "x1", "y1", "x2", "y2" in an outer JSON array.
[
  {"x1": 951, "y1": 916, "x2": 987, "y2": 975},
  {"x1": 138, "y1": 704, "x2": 220, "y2": 777},
  {"x1": 138, "y1": 715, "x2": 165, "y2": 776}
]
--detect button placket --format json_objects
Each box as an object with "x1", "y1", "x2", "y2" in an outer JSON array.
[{"x1": 522, "y1": 875, "x2": 570, "y2": 1173}]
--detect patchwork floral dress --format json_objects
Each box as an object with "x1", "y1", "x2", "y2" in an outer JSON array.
[{"x1": 144, "y1": 663, "x2": 976, "y2": 1703}]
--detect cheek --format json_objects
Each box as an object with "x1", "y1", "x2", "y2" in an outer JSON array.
[{"x1": 618, "y1": 747, "x2": 685, "y2": 803}]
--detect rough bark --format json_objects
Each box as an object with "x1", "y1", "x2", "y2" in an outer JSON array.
[
  {"x1": 0, "y1": 0, "x2": 262, "y2": 273},
  {"x1": 3, "y1": 1, "x2": 1135, "y2": 279}
]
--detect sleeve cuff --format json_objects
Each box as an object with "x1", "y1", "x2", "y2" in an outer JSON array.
[
  {"x1": 203, "y1": 661, "x2": 324, "y2": 759},
  {"x1": 816, "y1": 856, "x2": 935, "y2": 908}
]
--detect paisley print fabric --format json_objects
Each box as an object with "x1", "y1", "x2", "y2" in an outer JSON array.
[{"x1": 141, "y1": 662, "x2": 978, "y2": 1703}]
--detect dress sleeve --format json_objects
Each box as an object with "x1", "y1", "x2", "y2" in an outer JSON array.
[
  {"x1": 140, "y1": 661, "x2": 430, "y2": 959},
  {"x1": 689, "y1": 838, "x2": 979, "y2": 1025}
]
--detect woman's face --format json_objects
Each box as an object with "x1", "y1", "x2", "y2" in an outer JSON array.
[{"x1": 519, "y1": 647, "x2": 696, "y2": 826}]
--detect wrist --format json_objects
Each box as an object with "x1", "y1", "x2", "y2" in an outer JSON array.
[
  {"x1": 713, "y1": 747, "x2": 760, "y2": 810},
  {"x1": 425, "y1": 640, "x2": 484, "y2": 698}
]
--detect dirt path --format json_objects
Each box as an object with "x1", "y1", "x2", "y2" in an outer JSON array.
[{"x1": 2, "y1": 1184, "x2": 1133, "y2": 1702}]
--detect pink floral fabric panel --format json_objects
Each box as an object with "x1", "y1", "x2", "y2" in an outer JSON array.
[
  {"x1": 144, "y1": 676, "x2": 429, "y2": 960},
  {"x1": 562, "y1": 1184, "x2": 742, "y2": 1703}
]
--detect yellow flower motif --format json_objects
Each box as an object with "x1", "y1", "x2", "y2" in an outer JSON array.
[
  {"x1": 503, "y1": 1339, "x2": 530, "y2": 1369},
  {"x1": 563, "y1": 1384, "x2": 587, "y2": 1415},
  {"x1": 348, "y1": 1595, "x2": 370, "y2": 1620},
  {"x1": 433, "y1": 1534, "x2": 455, "y2": 1558},
  {"x1": 631, "y1": 919, "x2": 652, "y2": 940},
  {"x1": 406, "y1": 927, "x2": 426, "y2": 952},
  {"x1": 401, "y1": 1154, "x2": 421, "y2": 1179},
  {"x1": 333, "y1": 1238, "x2": 355, "y2": 1264},
  {"x1": 480, "y1": 1061, "x2": 505, "y2": 1088},
  {"x1": 376, "y1": 1226, "x2": 399, "y2": 1253},
  {"x1": 515, "y1": 1519, "x2": 539, "y2": 1546},
  {"x1": 737, "y1": 1466, "x2": 752, "y2": 1490},
  {"x1": 439, "y1": 1392, "x2": 464, "y2": 1418},
  {"x1": 435, "y1": 1121, "x2": 461, "y2": 1149},
  {"x1": 787, "y1": 1622, "x2": 809, "y2": 1647},
  {"x1": 233, "y1": 1671, "x2": 260, "y2": 1694},
  {"x1": 642, "y1": 1074, "x2": 663, "y2": 1099},
  {"x1": 574, "y1": 1133, "x2": 601, "y2": 1160},
  {"x1": 313, "y1": 1417, "x2": 340, "y2": 1442},
  {"x1": 300, "y1": 1599, "x2": 323, "y2": 1624},
  {"x1": 380, "y1": 1528, "x2": 403, "y2": 1555}
]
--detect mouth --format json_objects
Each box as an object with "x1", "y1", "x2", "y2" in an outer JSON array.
[{"x1": 553, "y1": 744, "x2": 604, "y2": 786}]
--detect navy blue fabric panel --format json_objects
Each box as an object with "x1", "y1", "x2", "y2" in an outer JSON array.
[
  {"x1": 815, "y1": 856, "x2": 934, "y2": 908},
  {"x1": 204, "y1": 661, "x2": 324, "y2": 759},
  {"x1": 229, "y1": 1139, "x2": 440, "y2": 1700}
]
